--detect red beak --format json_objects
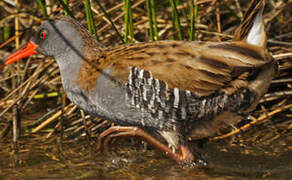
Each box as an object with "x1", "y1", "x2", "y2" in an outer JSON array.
[{"x1": 2, "y1": 41, "x2": 38, "y2": 66}]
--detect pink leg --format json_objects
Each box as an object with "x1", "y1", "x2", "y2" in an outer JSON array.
[{"x1": 97, "y1": 126, "x2": 194, "y2": 163}]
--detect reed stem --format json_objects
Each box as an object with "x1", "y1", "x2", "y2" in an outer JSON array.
[
  {"x1": 169, "y1": 0, "x2": 183, "y2": 40},
  {"x1": 84, "y1": 0, "x2": 98, "y2": 40}
]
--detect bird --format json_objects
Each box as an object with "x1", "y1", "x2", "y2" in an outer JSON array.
[{"x1": 2, "y1": 0, "x2": 277, "y2": 165}]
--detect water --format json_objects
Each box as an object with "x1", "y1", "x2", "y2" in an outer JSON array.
[{"x1": 0, "y1": 131, "x2": 291, "y2": 179}]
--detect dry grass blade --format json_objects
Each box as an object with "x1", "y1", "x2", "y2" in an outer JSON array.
[
  {"x1": 32, "y1": 103, "x2": 75, "y2": 133},
  {"x1": 213, "y1": 104, "x2": 292, "y2": 140},
  {"x1": 0, "y1": 0, "x2": 290, "y2": 153}
]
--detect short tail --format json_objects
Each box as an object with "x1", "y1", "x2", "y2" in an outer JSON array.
[{"x1": 233, "y1": 0, "x2": 266, "y2": 48}]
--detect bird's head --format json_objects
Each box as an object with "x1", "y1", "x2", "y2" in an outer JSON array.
[{"x1": 2, "y1": 16, "x2": 89, "y2": 66}]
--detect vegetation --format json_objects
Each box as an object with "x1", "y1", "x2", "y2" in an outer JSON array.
[{"x1": 0, "y1": 0, "x2": 291, "y2": 171}]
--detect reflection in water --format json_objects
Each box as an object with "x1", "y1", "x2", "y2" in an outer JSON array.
[{"x1": 0, "y1": 129, "x2": 291, "y2": 179}]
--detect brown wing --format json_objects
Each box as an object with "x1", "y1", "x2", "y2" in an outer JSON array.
[{"x1": 105, "y1": 40, "x2": 271, "y2": 96}]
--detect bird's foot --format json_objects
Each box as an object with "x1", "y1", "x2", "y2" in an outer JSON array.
[
  {"x1": 176, "y1": 145, "x2": 208, "y2": 168},
  {"x1": 97, "y1": 126, "x2": 207, "y2": 165}
]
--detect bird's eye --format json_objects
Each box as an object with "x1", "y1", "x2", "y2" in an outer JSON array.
[{"x1": 40, "y1": 30, "x2": 46, "y2": 40}]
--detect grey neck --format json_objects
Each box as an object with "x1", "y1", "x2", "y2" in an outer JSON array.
[{"x1": 54, "y1": 46, "x2": 83, "y2": 91}]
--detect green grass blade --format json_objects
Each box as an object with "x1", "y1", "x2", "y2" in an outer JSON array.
[
  {"x1": 169, "y1": 0, "x2": 183, "y2": 40},
  {"x1": 4, "y1": 25, "x2": 11, "y2": 41},
  {"x1": 34, "y1": 92, "x2": 60, "y2": 99},
  {"x1": 63, "y1": 0, "x2": 69, "y2": 16},
  {"x1": 94, "y1": 0, "x2": 124, "y2": 43},
  {"x1": 0, "y1": 29, "x2": 3, "y2": 43},
  {"x1": 150, "y1": 0, "x2": 159, "y2": 40},
  {"x1": 124, "y1": 0, "x2": 134, "y2": 43},
  {"x1": 128, "y1": 1, "x2": 134, "y2": 43},
  {"x1": 58, "y1": 0, "x2": 74, "y2": 17},
  {"x1": 36, "y1": 0, "x2": 48, "y2": 19},
  {"x1": 146, "y1": 0, "x2": 154, "y2": 41},
  {"x1": 124, "y1": 0, "x2": 129, "y2": 43},
  {"x1": 189, "y1": 0, "x2": 198, "y2": 40},
  {"x1": 84, "y1": 0, "x2": 98, "y2": 40}
]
